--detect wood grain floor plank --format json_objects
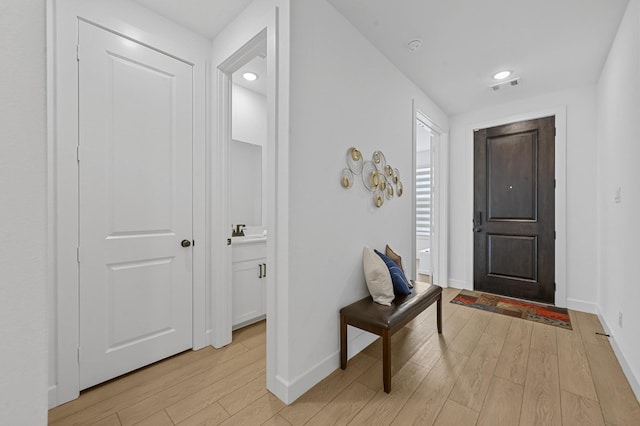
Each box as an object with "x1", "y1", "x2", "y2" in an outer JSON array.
[
  {"x1": 175, "y1": 401, "x2": 229, "y2": 426},
  {"x1": 349, "y1": 361, "x2": 428, "y2": 425},
  {"x1": 449, "y1": 324, "x2": 507, "y2": 412},
  {"x1": 483, "y1": 313, "x2": 512, "y2": 338},
  {"x1": 530, "y1": 322, "x2": 557, "y2": 355},
  {"x1": 48, "y1": 311, "x2": 640, "y2": 426},
  {"x1": 433, "y1": 399, "x2": 479, "y2": 426},
  {"x1": 584, "y1": 341, "x2": 640, "y2": 425},
  {"x1": 49, "y1": 345, "x2": 248, "y2": 425},
  {"x1": 91, "y1": 414, "x2": 122, "y2": 426},
  {"x1": 261, "y1": 414, "x2": 291, "y2": 425},
  {"x1": 476, "y1": 376, "x2": 523, "y2": 426},
  {"x1": 217, "y1": 372, "x2": 267, "y2": 415},
  {"x1": 494, "y1": 318, "x2": 532, "y2": 385},
  {"x1": 556, "y1": 327, "x2": 598, "y2": 401},
  {"x1": 162, "y1": 362, "x2": 264, "y2": 424},
  {"x1": 304, "y1": 382, "x2": 375, "y2": 426},
  {"x1": 447, "y1": 309, "x2": 492, "y2": 356},
  {"x1": 218, "y1": 393, "x2": 284, "y2": 426},
  {"x1": 279, "y1": 352, "x2": 376, "y2": 425},
  {"x1": 133, "y1": 410, "x2": 174, "y2": 426},
  {"x1": 391, "y1": 349, "x2": 469, "y2": 425},
  {"x1": 520, "y1": 349, "x2": 561, "y2": 426},
  {"x1": 573, "y1": 311, "x2": 609, "y2": 347},
  {"x1": 560, "y1": 390, "x2": 605, "y2": 426},
  {"x1": 119, "y1": 346, "x2": 265, "y2": 425}
]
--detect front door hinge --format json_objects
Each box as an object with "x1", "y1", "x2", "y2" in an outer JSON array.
[
  {"x1": 554, "y1": 179, "x2": 556, "y2": 189},
  {"x1": 77, "y1": 347, "x2": 81, "y2": 363},
  {"x1": 554, "y1": 282, "x2": 557, "y2": 291},
  {"x1": 77, "y1": 146, "x2": 80, "y2": 162},
  {"x1": 77, "y1": 247, "x2": 80, "y2": 263},
  {"x1": 554, "y1": 127, "x2": 556, "y2": 136},
  {"x1": 76, "y1": 45, "x2": 80, "y2": 61},
  {"x1": 227, "y1": 238, "x2": 231, "y2": 246},
  {"x1": 554, "y1": 231, "x2": 556, "y2": 240}
]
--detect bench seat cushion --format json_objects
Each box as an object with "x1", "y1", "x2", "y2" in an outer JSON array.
[{"x1": 340, "y1": 281, "x2": 442, "y2": 332}]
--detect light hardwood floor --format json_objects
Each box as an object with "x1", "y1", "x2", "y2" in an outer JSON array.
[{"x1": 49, "y1": 288, "x2": 640, "y2": 425}]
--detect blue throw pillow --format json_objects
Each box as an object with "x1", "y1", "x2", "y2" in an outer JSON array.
[{"x1": 375, "y1": 249, "x2": 412, "y2": 295}]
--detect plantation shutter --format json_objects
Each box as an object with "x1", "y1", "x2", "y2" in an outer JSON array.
[{"x1": 416, "y1": 166, "x2": 431, "y2": 236}]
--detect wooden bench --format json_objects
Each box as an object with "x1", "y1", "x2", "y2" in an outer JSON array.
[{"x1": 339, "y1": 281, "x2": 442, "y2": 393}]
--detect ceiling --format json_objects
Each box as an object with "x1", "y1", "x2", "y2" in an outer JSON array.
[
  {"x1": 327, "y1": 0, "x2": 629, "y2": 114},
  {"x1": 233, "y1": 55, "x2": 268, "y2": 96},
  {"x1": 135, "y1": 0, "x2": 630, "y2": 115},
  {"x1": 134, "y1": 0, "x2": 253, "y2": 39}
]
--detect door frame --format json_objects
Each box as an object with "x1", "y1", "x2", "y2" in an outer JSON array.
[
  {"x1": 465, "y1": 106, "x2": 567, "y2": 307},
  {"x1": 412, "y1": 103, "x2": 449, "y2": 287},
  {"x1": 209, "y1": 6, "x2": 292, "y2": 402},
  {"x1": 210, "y1": 29, "x2": 268, "y2": 348},
  {"x1": 47, "y1": 0, "x2": 210, "y2": 407}
]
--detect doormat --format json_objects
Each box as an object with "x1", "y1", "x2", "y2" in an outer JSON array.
[{"x1": 450, "y1": 290, "x2": 572, "y2": 330}]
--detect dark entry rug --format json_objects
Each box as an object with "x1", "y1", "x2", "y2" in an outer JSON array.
[{"x1": 450, "y1": 289, "x2": 572, "y2": 330}]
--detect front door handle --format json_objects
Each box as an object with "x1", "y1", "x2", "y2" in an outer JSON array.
[
  {"x1": 473, "y1": 227, "x2": 482, "y2": 233},
  {"x1": 181, "y1": 239, "x2": 192, "y2": 247}
]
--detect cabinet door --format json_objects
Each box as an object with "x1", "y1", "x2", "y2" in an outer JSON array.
[{"x1": 232, "y1": 259, "x2": 266, "y2": 327}]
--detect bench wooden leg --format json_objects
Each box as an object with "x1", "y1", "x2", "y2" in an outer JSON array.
[
  {"x1": 340, "y1": 314, "x2": 347, "y2": 370},
  {"x1": 382, "y1": 329, "x2": 391, "y2": 393},
  {"x1": 437, "y1": 294, "x2": 442, "y2": 334}
]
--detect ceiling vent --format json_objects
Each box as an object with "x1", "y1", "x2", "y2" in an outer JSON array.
[{"x1": 490, "y1": 77, "x2": 520, "y2": 91}]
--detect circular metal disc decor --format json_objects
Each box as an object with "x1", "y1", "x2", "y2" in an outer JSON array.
[
  {"x1": 341, "y1": 147, "x2": 403, "y2": 208},
  {"x1": 347, "y1": 147, "x2": 364, "y2": 174},
  {"x1": 340, "y1": 168, "x2": 354, "y2": 189}
]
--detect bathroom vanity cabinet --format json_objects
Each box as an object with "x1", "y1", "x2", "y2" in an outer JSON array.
[{"x1": 231, "y1": 238, "x2": 266, "y2": 329}]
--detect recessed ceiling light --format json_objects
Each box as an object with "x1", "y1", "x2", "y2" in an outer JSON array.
[
  {"x1": 493, "y1": 70, "x2": 511, "y2": 80},
  {"x1": 243, "y1": 72, "x2": 258, "y2": 81}
]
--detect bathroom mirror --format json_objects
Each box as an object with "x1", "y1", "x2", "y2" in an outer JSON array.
[{"x1": 230, "y1": 139, "x2": 262, "y2": 227}]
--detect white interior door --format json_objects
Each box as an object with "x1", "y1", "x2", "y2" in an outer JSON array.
[{"x1": 78, "y1": 21, "x2": 193, "y2": 390}]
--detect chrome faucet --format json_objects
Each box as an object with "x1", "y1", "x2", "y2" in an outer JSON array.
[{"x1": 232, "y1": 224, "x2": 246, "y2": 237}]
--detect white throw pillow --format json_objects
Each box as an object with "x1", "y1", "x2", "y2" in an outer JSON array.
[{"x1": 363, "y1": 246, "x2": 394, "y2": 306}]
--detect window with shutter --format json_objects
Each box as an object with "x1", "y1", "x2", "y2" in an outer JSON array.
[{"x1": 416, "y1": 166, "x2": 431, "y2": 236}]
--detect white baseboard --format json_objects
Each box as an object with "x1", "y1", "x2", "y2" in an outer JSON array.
[
  {"x1": 597, "y1": 309, "x2": 640, "y2": 402},
  {"x1": 566, "y1": 298, "x2": 597, "y2": 314},
  {"x1": 448, "y1": 279, "x2": 468, "y2": 290},
  {"x1": 48, "y1": 385, "x2": 58, "y2": 409},
  {"x1": 273, "y1": 329, "x2": 378, "y2": 405}
]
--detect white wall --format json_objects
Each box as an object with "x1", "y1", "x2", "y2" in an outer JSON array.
[
  {"x1": 0, "y1": 0, "x2": 48, "y2": 424},
  {"x1": 232, "y1": 83, "x2": 267, "y2": 146},
  {"x1": 285, "y1": 0, "x2": 448, "y2": 400},
  {"x1": 231, "y1": 84, "x2": 268, "y2": 227},
  {"x1": 448, "y1": 85, "x2": 597, "y2": 311},
  {"x1": 596, "y1": 0, "x2": 640, "y2": 398}
]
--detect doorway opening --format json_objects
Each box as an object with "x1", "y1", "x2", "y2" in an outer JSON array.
[
  {"x1": 229, "y1": 41, "x2": 269, "y2": 331},
  {"x1": 414, "y1": 111, "x2": 441, "y2": 285}
]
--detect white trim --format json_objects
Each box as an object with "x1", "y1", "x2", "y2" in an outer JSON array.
[
  {"x1": 464, "y1": 106, "x2": 567, "y2": 307},
  {"x1": 566, "y1": 298, "x2": 597, "y2": 314},
  {"x1": 412, "y1": 102, "x2": 449, "y2": 288},
  {"x1": 448, "y1": 279, "x2": 468, "y2": 289},
  {"x1": 276, "y1": 329, "x2": 377, "y2": 404},
  {"x1": 597, "y1": 309, "x2": 640, "y2": 402},
  {"x1": 49, "y1": 0, "x2": 210, "y2": 406},
  {"x1": 211, "y1": 29, "x2": 268, "y2": 348},
  {"x1": 209, "y1": 4, "x2": 290, "y2": 403}
]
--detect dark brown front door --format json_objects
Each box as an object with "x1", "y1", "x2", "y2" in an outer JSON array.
[{"x1": 473, "y1": 116, "x2": 555, "y2": 303}]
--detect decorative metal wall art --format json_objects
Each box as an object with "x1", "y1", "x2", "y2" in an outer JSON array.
[{"x1": 341, "y1": 147, "x2": 403, "y2": 208}]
